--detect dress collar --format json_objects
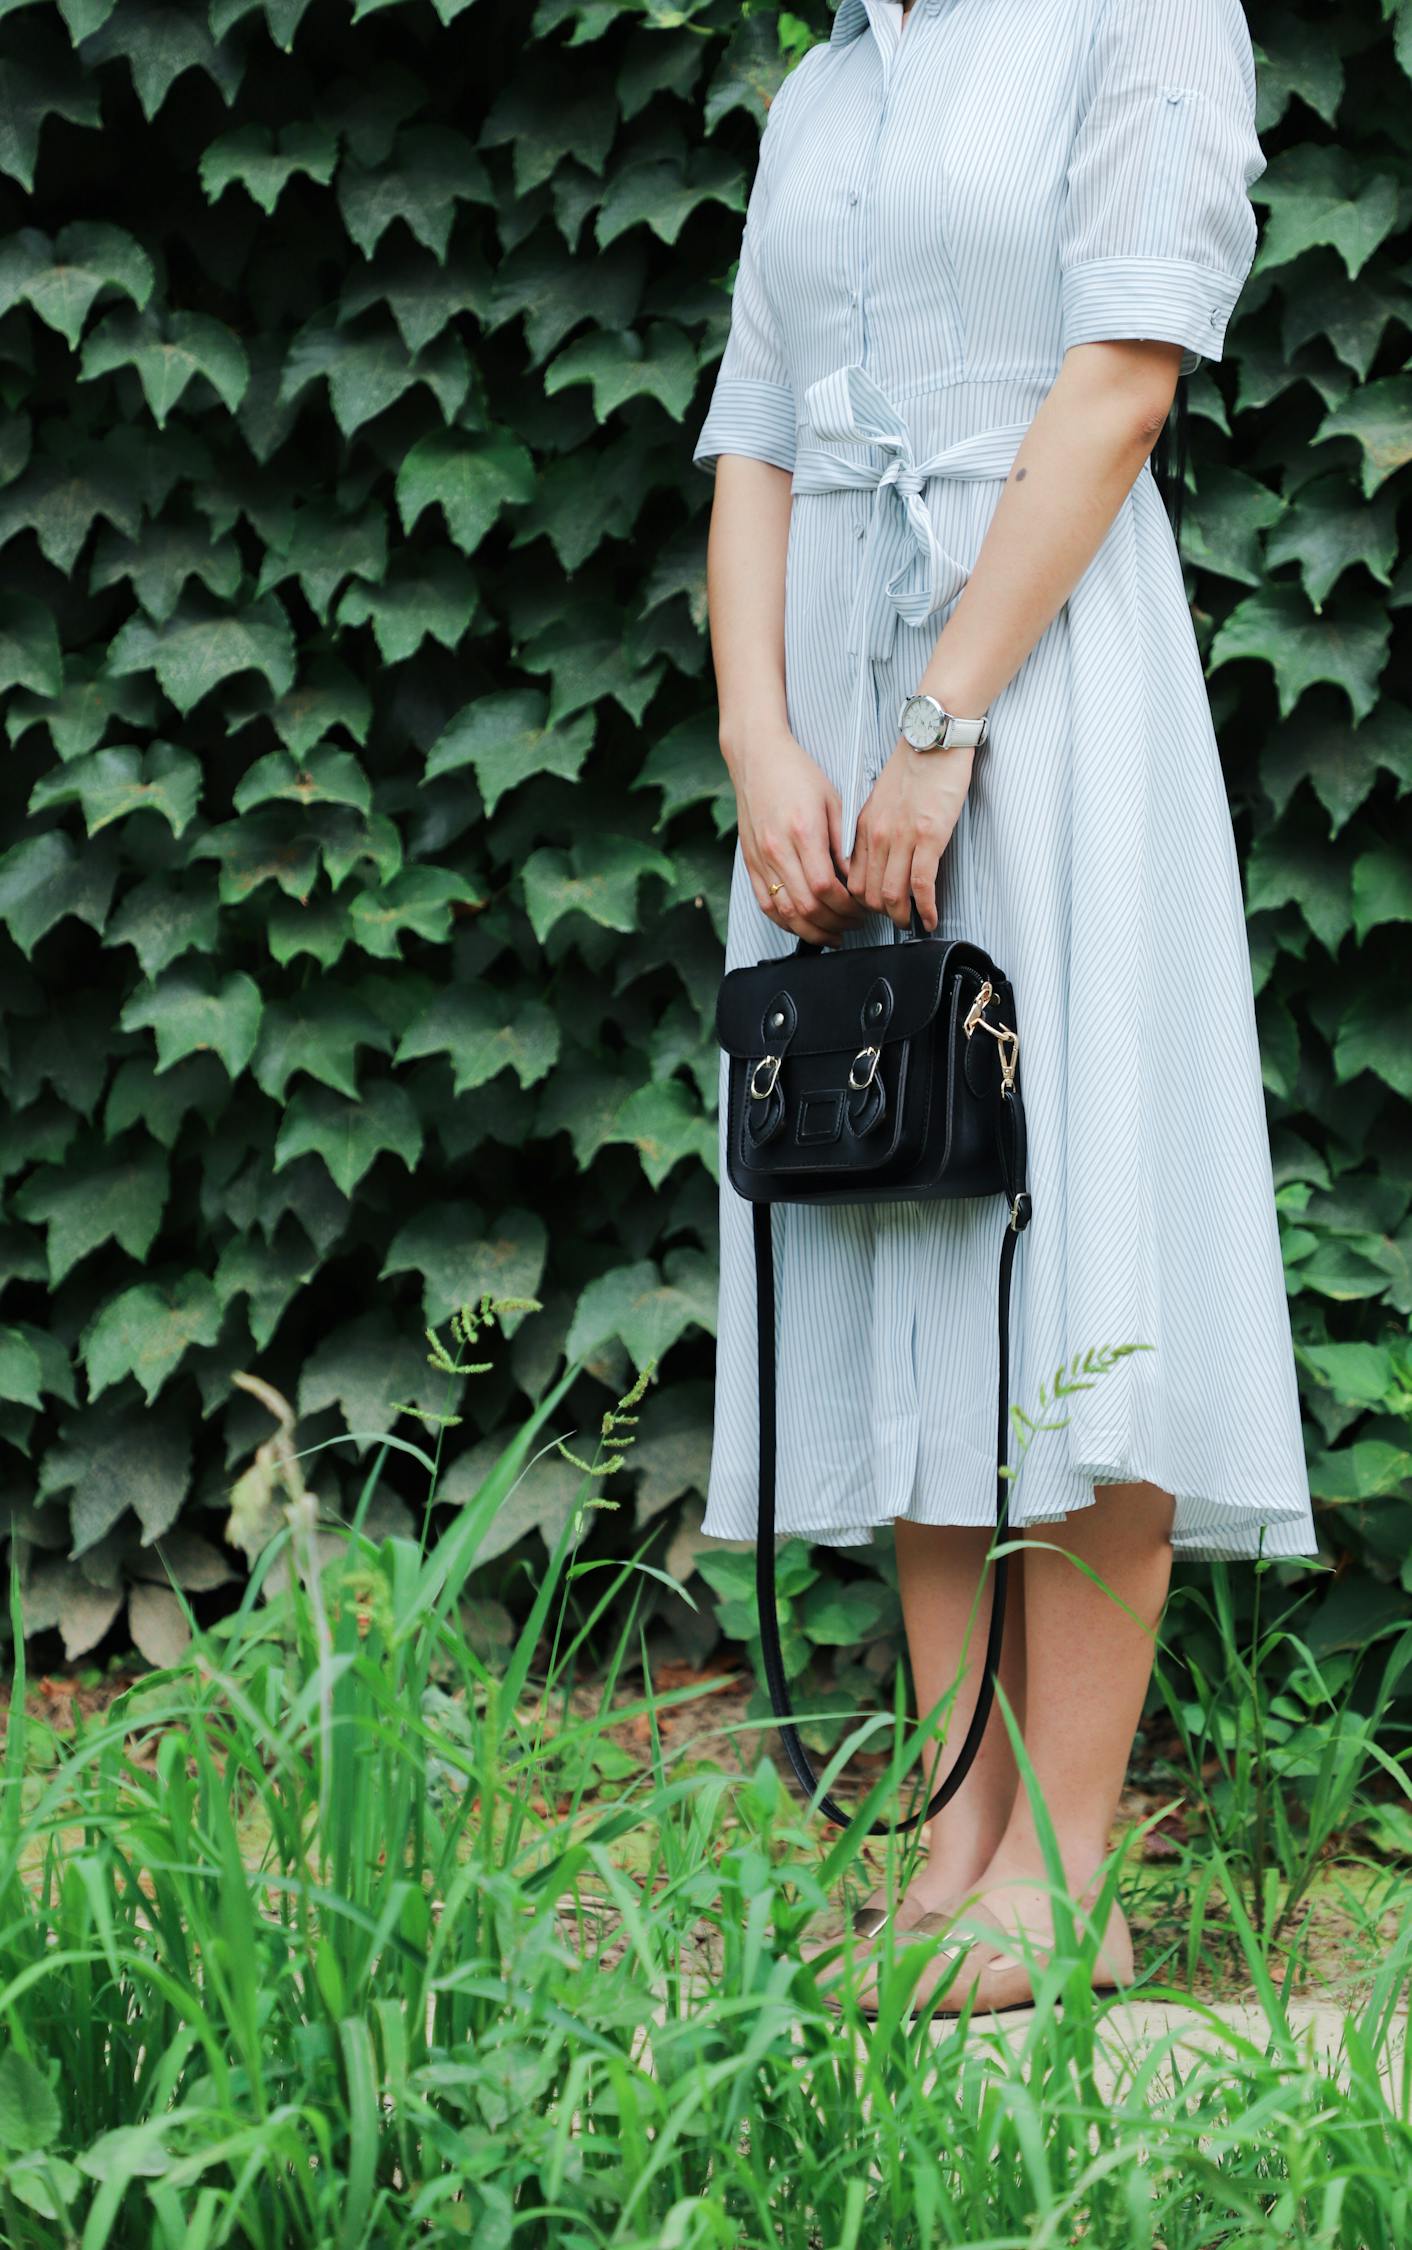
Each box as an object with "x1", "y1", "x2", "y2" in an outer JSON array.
[{"x1": 830, "y1": 0, "x2": 935, "y2": 42}]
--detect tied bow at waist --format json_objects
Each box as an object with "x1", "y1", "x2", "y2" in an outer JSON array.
[{"x1": 792, "y1": 363, "x2": 1031, "y2": 859}]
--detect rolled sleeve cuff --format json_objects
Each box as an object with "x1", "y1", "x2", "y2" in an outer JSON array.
[
  {"x1": 691, "y1": 377, "x2": 798, "y2": 478},
  {"x1": 1060, "y1": 256, "x2": 1247, "y2": 379}
]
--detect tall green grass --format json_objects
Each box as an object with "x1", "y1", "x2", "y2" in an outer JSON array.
[{"x1": 1, "y1": 1298, "x2": 1409, "y2": 2246}]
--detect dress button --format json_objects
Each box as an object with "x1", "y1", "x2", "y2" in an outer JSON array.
[
  {"x1": 848, "y1": 188, "x2": 859, "y2": 204},
  {"x1": 1210, "y1": 306, "x2": 1220, "y2": 325}
]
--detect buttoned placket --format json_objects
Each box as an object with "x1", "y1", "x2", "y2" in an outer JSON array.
[{"x1": 843, "y1": 1, "x2": 945, "y2": 790}]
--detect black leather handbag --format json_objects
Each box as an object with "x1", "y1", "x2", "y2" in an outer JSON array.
[{"x1": 715, "y1": 902, "x2": 1032, "y2": 1834}]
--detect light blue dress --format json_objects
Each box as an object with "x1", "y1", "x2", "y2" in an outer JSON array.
[{"x1": 692, "y1": 0, "x2": 1321, "y2": 1563}]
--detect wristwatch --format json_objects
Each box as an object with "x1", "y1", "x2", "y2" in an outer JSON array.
[{"x1": 897, "y1": 690, "x2": 989, "y2": 754}]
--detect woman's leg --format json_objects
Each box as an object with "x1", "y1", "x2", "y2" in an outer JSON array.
[
  {"x1": 857, "y1": 1520, "x2": 1027, "y2": 1920},
  {"x1": 920, "y1": 1478, "x2": 1177, "y2": 1999}
]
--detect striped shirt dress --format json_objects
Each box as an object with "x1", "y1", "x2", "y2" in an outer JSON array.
[{"x1": 691, "y1": 0, "x2": 1322, "y2": 1564}]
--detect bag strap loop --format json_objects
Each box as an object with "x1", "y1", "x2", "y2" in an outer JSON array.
[{"x1": 749, "y1": 1146, "x2": 1030, "y2": 1836}]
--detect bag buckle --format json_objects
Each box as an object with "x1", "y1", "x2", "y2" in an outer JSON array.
[
  {"x1": 749, "y1": 1053, "x2": 782, "y2": 1100},
  {"x1": 848, "y1": 1044, "x2": 881, "y2": 1090}
]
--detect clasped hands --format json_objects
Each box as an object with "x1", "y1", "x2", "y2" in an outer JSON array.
[{"x1": 737, "y1": 724, "x2": 975, "y2": 948}]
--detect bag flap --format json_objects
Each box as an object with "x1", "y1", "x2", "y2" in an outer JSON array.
[{"x1": 716, "y1": 935, "x2": 993, "y2": 1059}]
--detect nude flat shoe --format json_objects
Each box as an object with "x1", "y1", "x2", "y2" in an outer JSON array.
[
  {"x1": 954, "y1": 1899, "x2": 1131, "y2": 2016},
  {"x1": 824, "y1": 1907, "x2": 984, "y2": 2024}
]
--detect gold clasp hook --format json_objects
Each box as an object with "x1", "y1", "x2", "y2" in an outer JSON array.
[{"x1": 962, "y1": 979, "x2": 1019, "y2": 1092}]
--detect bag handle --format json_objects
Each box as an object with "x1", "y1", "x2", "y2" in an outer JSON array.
[{"x1": 750, "y1": 1081, "x2": 1031, "y2": 1835}]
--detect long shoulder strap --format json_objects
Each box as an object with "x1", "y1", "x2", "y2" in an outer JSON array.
[{"x1": 750, "y1": 1081, "x2": 1031, "y2": 1836}]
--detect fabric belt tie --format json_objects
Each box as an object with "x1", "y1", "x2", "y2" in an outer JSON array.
[{"x1": 792, "y1": 362, "x2": 1032, "y2": 855}]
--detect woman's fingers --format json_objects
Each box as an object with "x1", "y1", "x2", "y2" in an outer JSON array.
[{"x1": 909, "y1": 843, "x2": 940, "y2": 934}]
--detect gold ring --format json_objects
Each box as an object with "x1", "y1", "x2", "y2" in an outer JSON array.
[{"x1": 768, "y1": 881, "x2": 783, "y2": 896}]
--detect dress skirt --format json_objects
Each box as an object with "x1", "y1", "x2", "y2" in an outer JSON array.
[{"x1": 701, "y1": 434, "x2": 1322, "y2": 1564}]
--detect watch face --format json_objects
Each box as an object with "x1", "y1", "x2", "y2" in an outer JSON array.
[{"x1": 901, "y1": 696, "x2": 940, "y2": 749}]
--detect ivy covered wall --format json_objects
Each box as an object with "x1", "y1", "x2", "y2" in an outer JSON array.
[{"x1": 0, "y1": 0, "x2": 1408, "y2": 1690}]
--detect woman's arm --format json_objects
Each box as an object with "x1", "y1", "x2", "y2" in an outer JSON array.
[
  {"x1": 704, "y1": 452, "x2": 867, "y2": 946},
  {"x1": 852, "y1": 335, "x2": 1184, "y2": 934}
]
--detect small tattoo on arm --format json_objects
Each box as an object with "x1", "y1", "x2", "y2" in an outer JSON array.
[{"x1": 1013, "y1": 467, "x2": 1028, "y2": 482}]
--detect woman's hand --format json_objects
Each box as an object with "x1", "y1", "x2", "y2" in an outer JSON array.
[
  {"x1": 849, "y1": 738, "x2": 975, "y2": 933},
  {"x1": 731, "y1": 723, "x2": 869, "y2": 947}
]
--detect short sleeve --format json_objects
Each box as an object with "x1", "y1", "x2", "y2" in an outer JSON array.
[
  {"x1": 691, "y1": 75, "x2": 800, "y2": 479},
  {"x1": 1057, "y1": 0, "x2": 1267, "y2": 379}
]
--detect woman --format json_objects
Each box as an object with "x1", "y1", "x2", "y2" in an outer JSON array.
[{"x1": 692, "y1": 0, "x2": 1323, "y2": 2016}]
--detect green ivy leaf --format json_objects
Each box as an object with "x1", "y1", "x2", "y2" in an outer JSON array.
[
  {"x1": 13, "y1": 1141, "x2": 168, "y2": 1284},
  {"x1": 346, "y1": 865, "x2": 484, "y2": 958},
  {"x1": 334, "y1": 550, "x2": 478, "y2": 662},
  {"x1": 335, "y1": 124, "x2": 493, "y2": 261},
  {"x1": 0, "y1": 1327, "x2": 45, "y2": 1411},
  {"x1": 1262, "y1": 474, "x2": 1399, "y2": 610},
  {"x1": 0, "y1": 221, "x2": 153, "y2": 347},
  {"x1": 208, "y1": 0, "x2": 314, "y2": 49},
  {"x1": 37, "y1": 1396, "x2": 191, "y2": 1551},
  {"x1": 602, "y1": 1077, "x2": 715, "y2": 1191},
  {"x1": 544, "y1": 319, "x2": 698, "y2": 425},
  {"x1": 1260, "y1": 701, "x2": 1412, "y2": 835},
  {"x1": 104, "y1": 1052, "x2": 227, "y2": 1147},
  {"x1": 265, "y1": 894, "x2": 350, "y2": 970},
  {"x1": 254, "y1": 500, "x2": 387, "y2": 623},
  {"x1": 189, "y1": 810, "x2": 320, "y2": 903},
  {"x1": 423, "y1": 689, "x2": 595, "y2": 811},
  {"x1": 565, "y1": 1248, "x2": 716, "y2": 1374},
  {"x1": 394, "y1": 430, "x2": 534, "y2": 553},
  {"x1": 380, "y1": 1202, "x2": 547, "y2": 1327},
  {"x1": 1351, "y1": 845, "x2": 1412, "y2": 944},
  {"x1": 77, "y1": 0, "x2": 243, "y2": 121},
  {"x1": 394, "y1": 986, "x2": 561, "y2": 1091},
  {"x1": 80, "y1": 305, "x2": 250, "y2": 425},
  {"x1": 480, "y1": 74, "x2": 616, "y2": 195},
  {"x1": 102, "y1": 875, "x2": 221, "y2": 977},
  {"x1": 595, "y1": 146, "x2": 740, "y2": 249},
  {"x1": 1282, "y1": 269, "x2": 1412, "y2": 383},
  {"x1": 227, "y1": 655, "x2": 373, "y2": 755},
  {"x1": 339, "y1": 241, "x2": 493, "y2": 356},
  {"x1": 634, "y1": 713, "x2": 735, "y2": 830},
  {"x1": 280, "y1": 310, "x2": 470, "y2": 437},
  {"x1": 106, "y1": 591, "x2": 295, "y2": 713},
  {"x1": 4, "y1": 652, "x2": 155, "y2": 761},
  {"x1": 1244, "y1": 829, "x2": 1354, "y2": 954},
  {"x1": 0, "y1": 45, "x2": 101, "y2": 193},
  {"x1": 252, "y1": 985, "x2": 392, "y2": 1101},
  {"x1": 1334, "y1": 989, "x2": 1412, "y2": 1102},
  {"x1": 29, "y1": 740, "x2": 201, "y2": 837},
  {"x1": 233, "y1": 745, "x2": 371, "y2": 816},
  {"x1": 0, "y1": 591, "x2": 63, "y2": 698},
  {"x1": 89, "y1": 517, "x2": 242, "y2": 623},
  {"x1": 298, "y1": 1308, "x2": 454, "y2": 1452},
  {"x1": 199, "y1": 120, "x2": 338, "y2": 214},
  {"x1": 1311, "y1": 377, "x2": 1412, "y2": 499},
  {"x1": 1250, "y1": 145, "x2": 1402, "y2": 280},
  {"x1": 213, "y1": 1226, "x2": 318, "y2": 1352},
  {"x1": 521, "y1": 835, "x2": 675, "y2": 943},
  {"x1": 1208, "y1": 585, "x2": 1389, "y2": 724},
  {"x1": 1181, "y1": 466, "x2": 1286, "y2": 590},
  {"x1": 1253, "y1": 21, "x2": 1344, "y2": 130},
  {"x1": 0, "y1": 431, "x2": 145, "y2": 575},
  {"x1": 273, "y1": 1079, "x2": 423, "y2": 1194},
  {"x1": 82, "y1": 1271, "x2": 223, "y2": 1404},
  {"x1": 0, "y1": 831, "x2": 116, "y2": 954},
  {"x1": 120, "y1": 965, "x2": 263, "y2": 1078}
]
